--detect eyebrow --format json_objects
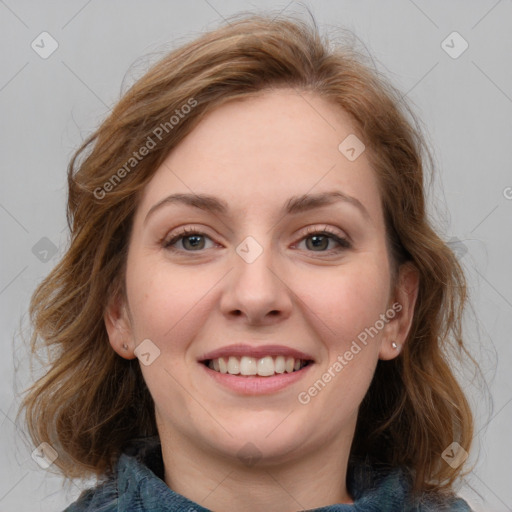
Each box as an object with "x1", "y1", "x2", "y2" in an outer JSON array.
[{"x1": 144, "y1": 190, "x2": 370, "y2": 224}]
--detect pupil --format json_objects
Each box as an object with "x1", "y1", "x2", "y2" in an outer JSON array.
[
  {"x1": 185, "y1": 235, "x2": 204, "y2": 250},
  {"x1": 308, "y1": 235, "x2": 328, "y2": 251}
]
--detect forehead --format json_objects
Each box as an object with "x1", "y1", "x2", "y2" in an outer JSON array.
[{"x1": 136, "y1": 89, "x2": 382, "y2": 223}]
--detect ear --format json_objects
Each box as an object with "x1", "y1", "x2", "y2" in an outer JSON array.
[
  {"x1": 104, "y1": 288, "x2": 137, "y2": 360},
  {"x1": 379, "y1": 262, "x2": 420, "y2": 361}
]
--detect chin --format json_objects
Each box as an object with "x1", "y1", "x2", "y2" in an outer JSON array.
[{"x1": 205, "y1": 416, "x2": 312, "y2": 467}]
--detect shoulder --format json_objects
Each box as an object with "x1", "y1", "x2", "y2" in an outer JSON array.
[
  {"x1": 412, "y1": 491, "x2": 473, "y2": 511},
  {"x1": 60, "y1": 438, "x2": 146, "y2": 511},
  {"x1": 347, "y1": 460, "x2": 473, "y2": 512},
  {"x1": 61, "y1": 435, "x2": 202, "y2": 512},
  {"x1": 61, "y1": 478, "x2": 118, "y2": 512}
]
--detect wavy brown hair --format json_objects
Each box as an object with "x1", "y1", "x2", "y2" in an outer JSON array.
[{"x1": 17, "y1": 10, "x2": 474, "y2": 494}]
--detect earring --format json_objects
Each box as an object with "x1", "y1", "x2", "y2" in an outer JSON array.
[
  {"x1": 122, "y1": 343, "x2": 129, "y2": 350},
  {"x1": 391, "y1": 341, "x2": 399, "y2": 350}
]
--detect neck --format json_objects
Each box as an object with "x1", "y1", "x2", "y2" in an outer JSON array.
[{"x1": 158, "y1": 428, "x2": 355, "y2": 511}]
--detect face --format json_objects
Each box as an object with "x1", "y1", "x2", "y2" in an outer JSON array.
[{"x1": 106, "y1": 89, "x2": 417, "y2": 467}]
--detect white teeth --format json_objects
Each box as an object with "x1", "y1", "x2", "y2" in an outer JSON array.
[
  {"x1": 218, "y1": 357, "x2": 228, "y2": 374},
  {"x1": 257, "y1": 356, "x2": 275, "y2": 376},
  {"x1": 227, "y1": 356, "x2": 240, "y2": 374},
  {"x1": 240, "y1": 356, "x2": 258, "y2": 375},
  {"x1": 274, "y1": 355, "x2": 285, "y2": 373},
  {"x1": 206, "y1": 355, "x2": 310, "y2": 376}
]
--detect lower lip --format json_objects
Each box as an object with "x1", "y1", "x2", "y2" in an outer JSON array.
[{"x1": 200, "y1": 362, "x2": 314, "y2": 395}]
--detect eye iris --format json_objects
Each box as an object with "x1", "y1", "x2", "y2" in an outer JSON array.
[
  {"x1": 307, "y1": 235, "x2": 329, "y2": 251},
  {"x1": 172, "y1": 232, "x2": 342, "y2": 252},
  {"x1": 183, "y1": 235, "x2": 204, "y2": 250}
]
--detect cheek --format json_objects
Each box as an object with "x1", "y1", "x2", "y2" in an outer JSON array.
[
  {"x1": 125, "y1": 254, "x2": 218, "y2": 352},
  {"x1": 297, "y1": 255, "x2": 391, "y2": 352},
  {"x1": 292, "y1": 258, "x2": 390, "y2": 424}
]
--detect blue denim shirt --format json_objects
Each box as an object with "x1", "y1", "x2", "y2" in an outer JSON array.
[{"x1": 63, "y1": 436, "x2": 472, "y2": 511}]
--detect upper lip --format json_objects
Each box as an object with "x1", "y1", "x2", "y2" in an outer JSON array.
[{"x1": 198, "y1": 344, "x2": 315, "y2": 362}]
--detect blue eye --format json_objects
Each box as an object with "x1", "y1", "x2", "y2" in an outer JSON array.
[
  {"x1": 297, "y1": 228, "x2": 351, "y2": 253},
  {"x1": 163, "y1": 228, "x2": 214, "y2": 252},
  {"x1": 163, "y1": 226, "x2": 351, "y2": 254}
]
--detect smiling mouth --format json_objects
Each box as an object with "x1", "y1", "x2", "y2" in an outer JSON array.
[{"x1": 201, "y1": 355, "x2": 313, "y2": 377}]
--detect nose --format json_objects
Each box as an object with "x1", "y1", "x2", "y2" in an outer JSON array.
[{"x1": 219, "y1": 237, "x2": 293, "y2": 326}]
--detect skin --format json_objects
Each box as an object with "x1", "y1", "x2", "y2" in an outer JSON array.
[{"x1": 105, "y1": 88, "x2": 419, "y2": 511}]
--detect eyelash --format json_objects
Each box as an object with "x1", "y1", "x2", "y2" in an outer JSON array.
[{"x1": 162, "y1": 225, "x2": 352, "y2": 255}]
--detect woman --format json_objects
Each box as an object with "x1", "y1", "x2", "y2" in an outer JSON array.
[{"x1": 18, "y1": 11, "x2": 475, "y2": 511}]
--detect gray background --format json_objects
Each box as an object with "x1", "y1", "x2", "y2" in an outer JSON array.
[{"x1": 1, "y1": 1, "x2": 511, "y2": 510}]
